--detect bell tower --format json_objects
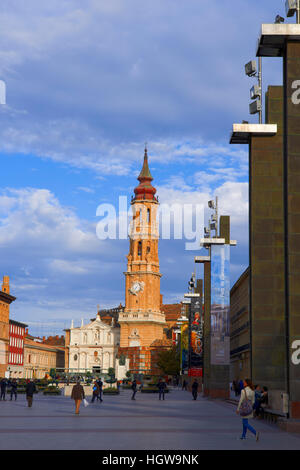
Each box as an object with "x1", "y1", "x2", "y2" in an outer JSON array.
[{"x1": 118, "y1": 147, "x2": 166, "y2": 351}]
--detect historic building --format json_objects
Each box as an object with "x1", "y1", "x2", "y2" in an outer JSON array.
[
  {"x1": 65, "y1": 312, "x2": 123, "y2": 376},
  {"x1": 8, "y1": 319, "x2": 27, "y2": 378},
  {"x1": 23, "y1": 333, "x2": 65, "y2": 379},
  {"x1": 0, "y1": 276, "x2": 16, "y2": 377},
  {"x1": 118, "y1": 148, "x2": 168, "y2": 374}
]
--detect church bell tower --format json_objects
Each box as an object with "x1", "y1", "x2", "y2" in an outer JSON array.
[{"x1": 118, "y1": 147, "x2": 166, "y2": 352}]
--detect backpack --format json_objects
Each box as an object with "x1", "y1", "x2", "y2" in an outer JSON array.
[{"x1": 239, "y1": 388, "x2": 253, "y2": 417}]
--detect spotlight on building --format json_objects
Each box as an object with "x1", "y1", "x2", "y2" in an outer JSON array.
[
  {"x1": 242, "y1": 120, "x2": 249, "y2": 124},
  {"x1": 208, "y1": 200, "x2": 215, "y2": 209},
  {"x1": 275, "y1": 14, "x2": 285, "y2": 23},
  {"x1": 204, "y1": 227, "x2": 211, "y2": 238},
  {"x1": 210, "y1": 221, "x2": 217, "y2": 231},
  {"x1": 245, "y1": 60, "x2": 257, "y2": 77},
  {"x1": 249, "y1": 100, "x2": 262, "y2": 115},
  {"x1": 250, "y1": 85, "x2": 261, "y2": 100},
  {"x1": 285, "y1": 0, "x2": 298, "y2": 17}
]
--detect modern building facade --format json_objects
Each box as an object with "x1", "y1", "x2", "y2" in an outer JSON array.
[{"x1": 229, "y1": 268, "x2": 250, "y2": 382}]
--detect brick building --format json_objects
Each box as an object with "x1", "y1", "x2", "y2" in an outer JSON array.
[
  {"x1": 24, "y1": 333, "x2": 65, "y2": 379},
  {"x1": 0, "y1": 276, "x2": 16, "y2": 377}
]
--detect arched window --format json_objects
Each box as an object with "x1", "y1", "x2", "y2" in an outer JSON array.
[
  {"x1": 147, "y1": 208, "x2": 150, "y2": 223},
  {"x1": 138, "y1": 241, "x2": 142, "y2": 257}
]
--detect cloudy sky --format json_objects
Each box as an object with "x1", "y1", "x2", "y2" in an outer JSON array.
[{"x1": 0, "y1": 0, "x2": 287, "y2": 335}]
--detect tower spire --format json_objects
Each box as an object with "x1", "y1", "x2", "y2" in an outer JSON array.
[{"x1": 134, "y1": 146, "x2": 157, "y2": 201}]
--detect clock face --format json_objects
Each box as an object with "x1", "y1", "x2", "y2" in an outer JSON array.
[
  {"x1": 129, "y1": 281, "x2": 144, "y2": 296},
  {"x1": 132, "y1": 282, "x2": 141, "y2": 293}
]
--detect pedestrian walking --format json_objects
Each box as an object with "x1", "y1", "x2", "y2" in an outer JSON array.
[
  {"x1": 236, "y1": 378, "x2": 260, "y2": 441},
  {"x1": 182, "y1": 379, "x2": 187, "y2": 391},
  {"x1": 96, "y1": 378, "x2": 103, "y2": 402},
  {"x1": 131, "y1": 379, "x2": 137, "y2": 400},
  {"x1": 0, "y1": 378, "x2": 7, "y2": 400},
  {"x1": 91, "y1": 381, "x2": 99, "y2": 403},
  {"x1": 10, "y1": 379, "x2": 17, "y2": 401},
  {"x1": 232, "y1": 380, "x2": 239, "y2": 397},
  {"x1": 25, "y1": 379, "x2": 36, "y2": 408},
  {"x1": 253, "y1": 384, "x2": 262, "y2": 417},
  {"x1": 71, "y1": 380, "x2": 85, "y2": 415},
  {"x1": 238, "y1": 379, "x2": 244, "y2": 395},
  {"x1": 192, "y1": 380, "x2": 199, "y2": 400},
  {"x1": 157, "y1": 379, "x2": 166, "y2": 400}
]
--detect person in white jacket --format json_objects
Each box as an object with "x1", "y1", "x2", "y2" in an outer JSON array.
[{"x1": 236, "y1": 378, "x2": 260, "y2": 441}]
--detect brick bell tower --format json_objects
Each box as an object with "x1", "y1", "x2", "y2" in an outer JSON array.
[{"x1": 118, "y1": 147, "x2": 166, "y2": 372}]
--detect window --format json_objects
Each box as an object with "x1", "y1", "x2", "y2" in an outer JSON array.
[
  {"x1": 138, "y1": 241, "x2": 142, "y2": 257},
  {"x1": 147, "y1": 208, "x2": 150, "y2": 223}
]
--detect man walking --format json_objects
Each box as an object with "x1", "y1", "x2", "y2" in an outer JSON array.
[
  {"x1": 131, "y1": 379, "x2": 137, "y2": 400},
  {"x1": 71, "y1": 380, "x2": 85, "y2": 415},
  {"x1": 91, "y1": 381, "x2": 99, "y2": 403},
  {"x1": 96, "y1": 377, "x2": 103, "y2": 402},
  {"x1": 192, "y1": 380, "x2": 199, "y2": 400},
  {"x1": 0, "y1": 378, "x2": 7, "y2": 401},
  {"x1": 158, "y1": 379, "x2": 167, "y2": 401},
  {"x1": 25, "y1": 379, "x2": 36, "y2": 408},
  {"x1": 10, "y1": 379, "x2": 17, "y2": 401}
]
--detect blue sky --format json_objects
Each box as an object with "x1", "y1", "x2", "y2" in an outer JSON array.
[{"x1": 0, "y1": 0, "x2": 288, "y2": 335}]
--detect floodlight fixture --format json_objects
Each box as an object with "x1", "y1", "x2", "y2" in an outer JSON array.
[
  {"x1": 208, "y1": 200, "x2": 215, "y2": 209},
  {"x1": 210, "y1": 221, "x2": 217, "y2": 231},
  {"x1": 286, "y1": 0, "x2": 297, "y2": 16},
  {"x1": 245, "y1": 60, "x2": 257, "y2": 77},
  {"x1": 275, "y1": 14, "x2": 285, "y2": 23},
  {"x1": 249, "y1": 100, "x2": 262, "y2": 115},
  {"x1": 242, "y1": 120, "x2": 249, "y2": 124},
  {"x1": 250, "y1": 85, "x2": 261, "y2": 100}
]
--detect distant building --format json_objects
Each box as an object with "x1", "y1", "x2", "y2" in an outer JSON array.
[
  {"x1": 0, "y1": 276, "x2": 16, "y2": 377},
  {"x1": 65, "y1": 312, "x2": 124, "y2": 377},
  {"x1": 23, "y1": 332, "x2": 65, "y2": 379},
  {"x1": 8, "y1": 319, "x2": 27, "y2": 378}
]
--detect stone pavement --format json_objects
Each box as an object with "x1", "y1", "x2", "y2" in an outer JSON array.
[{"x1": 0, "y1": 388, "x2": 300, "y2": 450}]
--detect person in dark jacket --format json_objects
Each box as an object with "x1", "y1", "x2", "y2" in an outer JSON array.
[
  {"x1": 96, "y1": 378, "x2": 103, "y2": 402},
  {"x1": 192, "y1": 380, "x2": 199, "y2": 400},
  {"x1": 131, "y1": 379, "x2": 137, "y2": 400},
  {"x1": 0, "y1": 378, "x2": 8, "y2": 400},
  {"x1": 25, "y1": 379, "x2": 36, "y2": 407},
  {"x1": 91, "y1": 381, "x2": 99, "y2": 403},
  {"x1": 182, "y1": 379, "x2": 187, "y2": 391},
  {"x1": 71, "y1": 381, "x2": 85, "y2": 414},
  {"x1": 10, "y1": 379, "x2": 18, "y2": 401},
  {"x1": 157, "y1": 379, "x2": 167, "y2": 400}
]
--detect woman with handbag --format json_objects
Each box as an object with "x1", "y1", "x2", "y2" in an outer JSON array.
[{"x1": 236, "y1": 378, "x2": 260, "y2": 441}]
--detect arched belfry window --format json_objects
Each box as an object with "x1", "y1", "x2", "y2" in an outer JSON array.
[
  {"x1": 138, "y1": 241, "x2": 142, "y2": 257},
  {"x1": 147, "y1": 208, "x2": 150, "y2": 223}
]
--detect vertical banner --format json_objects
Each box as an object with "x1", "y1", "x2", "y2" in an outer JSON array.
[
  {"x1": 210, "y1": 244, "x2": 230, "y2": 365},
  {"x1": 181, "y1": 322, "x2": 189, "y2": 374},
  {"x1": 188, "y1": 296, "x2": 203, "y2": 374}
]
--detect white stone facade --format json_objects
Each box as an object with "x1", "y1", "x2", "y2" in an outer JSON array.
[{"x1": 68, "y1": 314, "x2": 120, "y2": 375}]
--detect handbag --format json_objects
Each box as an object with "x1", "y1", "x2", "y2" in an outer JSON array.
[
  {"x1": 239, "y1": 389, "x2": 253, "y2": 417},
  {"x1": 83, "y1": 398, "x2": 89, "y2": 407}
]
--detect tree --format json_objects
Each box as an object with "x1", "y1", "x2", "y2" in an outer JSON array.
[{"x1": 156, "y1": 346, "x2": 180, "y2": 376}]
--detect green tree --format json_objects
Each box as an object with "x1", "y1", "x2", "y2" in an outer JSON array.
[{"x1": 156, "y1": 346, "x2": 180, "y2": 376}]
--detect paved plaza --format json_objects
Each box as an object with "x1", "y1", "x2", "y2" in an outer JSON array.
[{"x1": 0, "y1": 388, "x2": 300, "y2": 450}]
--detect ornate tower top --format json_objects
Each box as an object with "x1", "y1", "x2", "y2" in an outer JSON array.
[{"x1": 133, "y1": 147, "x2": 157, "y2": 202}]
